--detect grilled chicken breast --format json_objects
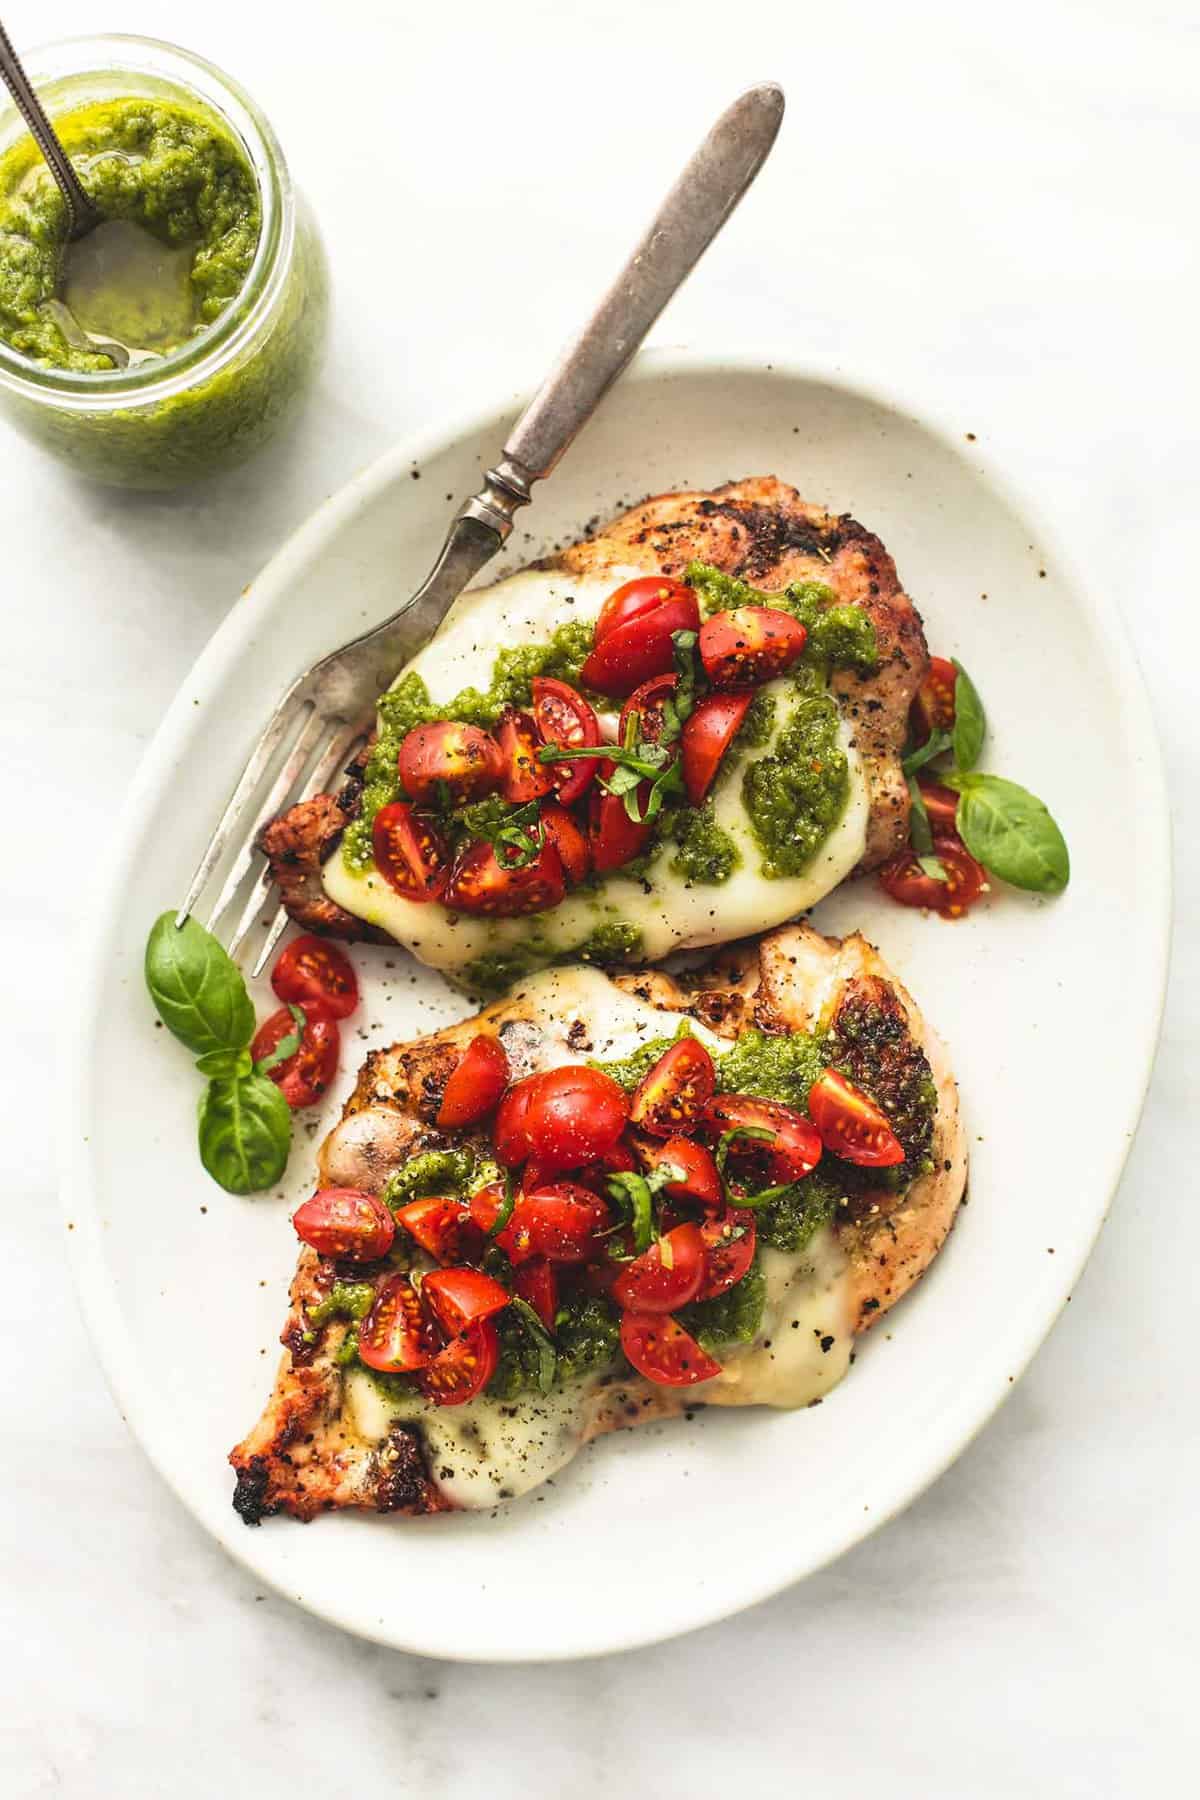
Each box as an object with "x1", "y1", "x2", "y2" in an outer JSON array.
[
  {"x1": 260, "y1": 478, "x2": 928, "y2": 949},
  {"x1": 230, "y1": 923, "x2": 965, "y2": 1524}
]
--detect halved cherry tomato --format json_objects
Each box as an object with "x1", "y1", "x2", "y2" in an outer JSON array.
[
  {"x1": 397, "y1": 720, "x2": 503, "y2": 804},
  {"x1": 293, "y1": 1187, "x2": 394, "y2": 1260},
  {"x1": 613, "y1": 1222, "x2": 706, "y2": 1313},
  {"x1": 495, "y1": 1065, "x2": 628, "y2": 1172},
  {"x1": 630, "y1": 1037, "x2": 716, "y2": 1138},
  {"x1": 372, "y1": 801, "x2": 451, "y2": 902},
  {"x1": 437, "y1": 1033, "x2": 509, "y2": 1129},
  {"x1": 581, "y1": 580, "x2": 701, "y2": 697},
  {"x1": 911, "y1": 655, "x2": 958, "y2": 745},
  {"x1": 539, "y1": 802, "x2": 591, "y2": 886},
  {"x1": 421, "y1": 1267, "x2": 511, "y2": 1336},
  {"x1": 592, "y1": 576, "x2": 697, "y2": 647},
  {"x1": 444, "y1": 837, "x2": 565, "y2": 917},
  {"x1": 618, "y1": 673, "x2": 679, "y2": 749},
  {"x1": 496, "y1": 709, "x2": 555, "y2": 804},
  {"x1": 697, "y1": 1209, "x2": 756, "y2": 1300},
  {"x1": 358, "y1": 1273, "x2": 439, "y2": 1373},
  {"x1": 808, "y1": 1070, "x2": 905, "y2": 1167},
  {"x1": 252, "y1": 1003, "x2": 340, "y2": 1109},
  {"x1": 466, "y1": 1181, "x2": 519, "y2": 1258},
  {"x1": 418, "y1": 1319, "x2": 500, "y2": 1406},
  {"x1": 589, "y1": 774, "x2": 654, "y2": 873},
  {"x1": 698, "y1": 606, "x2": 807, "y2": 688},
  {"x1": 701, "y1": 1093, "x2": 823, "y2": 1185},
  {"x1": 681, "y1": 691, "x2": 752, "y2": 805},
  {"x1": 634, "y1": 1133, "x2": 722, "y2": 1210},
  {"x1": 510, "y1": 1185, "x2": 609, "y2": 1264},
  {"x1": 570, "y1": 1138, "x2": 637, "y2": 1197},
  {"x1": 395, "y1": 1194, "x2": 483, "y2": 1265},
  {"x1": 916, "y1": 778, "x2": 960, "y2": 835},
  {"x1": 272, "y1": 935, "x2": 359, "y2": 1021},
  {"x1": 532, "y1": 677, "x2": 601, "y2": 806},
  {"x1": 879, "y1": 833, "x2": 986, "y2": 919},
  {"x1": 514, "y1": 1257, "x2": 558, "y2": 1330},
  {"x1": 620, "y1": 1311, "x2": 721, "y2": 1386}
]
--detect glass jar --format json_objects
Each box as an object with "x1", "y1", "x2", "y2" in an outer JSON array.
[{"x1": 0, "y1": 35, "x2": 329, "y2": 488}]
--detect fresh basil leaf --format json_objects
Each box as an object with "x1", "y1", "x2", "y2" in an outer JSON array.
[
  {"x1": 951, "y1": 659, "x2": 986, "y2": 772},
  {"x1": 197, "y1": 1073, "x2": 292, "y2": 1195},
  {"x1": 604, "y1": 1170, "x2": 655, "y2": 1253},
  {"x1": 906, "y1": 773, "x2": 935, "y2": 857},
  {"x1": 917, "y1": 853, "x2": 948, "y2": 881},
  {"x1": 953, "y1": 774, "x2": 1070, "y2": 894},
  {"x1": 252, "y1": 1002, "x2": 306, "y2": 1076},
  {"x1": 145, "y1": 912, "x2": 256, "y2": 1059},
  {"x1": 195, "y1": 1047, "x2": 254, "y2": 1080},
  {"x1": 508, "y1": 1296, "x2": 558, "y2": 1394},
  {"x1": 901, "y1": 727, "x2": 953, "y2": 777},
  {"x1": 487, "y1": 1171, "x2": 517, "y2": 1240}
]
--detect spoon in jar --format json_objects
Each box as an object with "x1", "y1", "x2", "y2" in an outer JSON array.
[{"x1": 0, "y1": 18, "x2": 102, "y2": 238}]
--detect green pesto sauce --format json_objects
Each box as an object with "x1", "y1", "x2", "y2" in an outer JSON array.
[
  {"x1": 0, "y1": 99, "x2": 327, "y2": 487},
  {"x1": 489, "y1": 1290, "x2": 625, "y2": 1401},
  {"x1": 669, "y1": 800, "x2": 740, "y2": 885},
  {"x1": 382, "y1": 1148, "x2": 479, "y2": 1210},
  {"x1": 308, "y1": 1280, "x2": 374, "y2": 1327},
  {"x1": 590, "y1": 1021, "x2": 696, "y2": 1092},
  {"x1": 680, "y1": 1259, "x2": 767, "y2": 1351},
  {"x1": 461, "y1": 919, "x2": 646, "y2": 1001},
  {"x1": 0, "y1": 99, "x2": 259, "y2": 368}
]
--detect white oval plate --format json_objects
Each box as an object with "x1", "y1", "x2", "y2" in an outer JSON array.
[{"x1": 63, "y1": 351, "x2": 1170, "y2": 1661}]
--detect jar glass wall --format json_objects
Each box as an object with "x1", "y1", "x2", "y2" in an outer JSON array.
[{"x1": 0, "y1": 35, "x2": 328, "y2": 488}]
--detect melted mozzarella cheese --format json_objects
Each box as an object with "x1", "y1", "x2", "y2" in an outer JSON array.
[
  {"x1": 338, "y1": 968, "x2": 855, "y2": 1507},
  {"x1": 321, "y1": 565, "x2": 870, "y2": 973}
]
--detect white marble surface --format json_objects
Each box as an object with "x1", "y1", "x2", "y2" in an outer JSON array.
[{"x1": 2, "y1": 0, "x2": 1196, "y2": 1791}]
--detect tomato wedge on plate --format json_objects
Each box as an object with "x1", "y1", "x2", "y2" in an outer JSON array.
[
  {"x1": 680, "y1": 691, "x2": 752, "y2": 805},
  {"x1": 358, "y1": 1273, "x2": 440, "y2": 1372},
  {"x1": 808, "y1": 1070, "x2": 905, "y2": 1167},
  {"x1": 620, "y1": 1312, "x2": 721, "y2": 1386},
  {"x1": 496, "y1": 709, "x2": 555, "y2": 804},
  {"x1": 252, "y1": 1003, "x2": 339, "y2": 1109},
  {"x1": 272, "y1": 935, "x2": 359, "y2": 1020},
  {"x1": 634, "y1": 1133, "x2": 722, "y2": 1211},
  {"x1": 513, "y1": 1257, "x2": 558, "y2": 1330},
  {"x1": 445, "y1": 837, "x2": 565, "y2": 917},
  {"x1": 418, "y1": 1319, "x2": 500, "y2": 1407},
  {"x1": 581, "y1": 578, "x2": 700, "y2": 697},
  {"x1": 372, "y1": 802, "x2": 451, "y2": 902},
  {"x1": 629, "y1": 1037, "x2": 716, "y2": 1137},
  {"x1": 879, "y1": 833, "x2": 986, "y2": 919},
  {"x1": 701, "y1": 1093, "x2": 822, "y2": 1185},
  {"x1": 437, "y1": 1033, "x2": 509, "y2": 1129},
  {"x1": 397, "y1": 720, "x2": 503, "y2": 804},
  {"x1": 589, "y1": 774, "x2": 654, "y2": 873},
  {"x1": 911, "y1": 655, "x2": 958, "y2": 744},
  {"x1": 510, "y1": 1184, "x2": 609, "y2": 1264},
  {"x1": 618, "y1": 673, "x2": 679, "y2": 748},
  {"x1": 698, "y1": 605, "x2": 807, "y2": 687},
  {"x1": 292, "y1": 1187, "x2": 394, "y2": 1260},
  {"x1": 916, "y1": 778, "x2": 960, "y2": 835},
  {"x1": 421, "y1": 1267, "x2": 511, "y2": 1335},
  {"x1": 394, "y1": 1194, "x2": 483, "y2": 1265},
  {"x1": 612, "y1": 1223, "x2": 705, "y2": 1312},
  {"x1": 696, "y1": 1209, "x2": 756, "y2": 1300},
  {"x1": 539, "y1": 802, "x2": 591, "y2": 886},
  {"x1": 495, "y1": 1065, "x2": 628, "y2": 1173},
  {"x1": 532, "y1": 676, "x2": 601, "y2": 806}
]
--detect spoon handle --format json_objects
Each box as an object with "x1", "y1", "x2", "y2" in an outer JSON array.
[{"x1": 0, "y1": 20, "x2": 101, "y2": 238}]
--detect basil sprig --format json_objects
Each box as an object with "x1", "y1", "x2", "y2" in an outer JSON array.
[
  {"x1": 508, "y1": 1295, "x2": 558, "y2": 1395},
  {"x1": 604, "y1": 1162, "x2": 681, "y2": 1255},
  {"x1": 900, "y1": 659, "x2": 1069, "y2": 896},
  {"x1": 145, "y1": 912, "x2": 294, "y2": 1195}
]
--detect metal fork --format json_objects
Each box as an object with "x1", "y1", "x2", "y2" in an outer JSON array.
[{"x1": 178, "y1": 82, "x2": 785, "y2": 973}]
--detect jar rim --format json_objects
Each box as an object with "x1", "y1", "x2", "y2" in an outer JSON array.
[{"x1": 0, "y1": 33, "x2": 294, "y2": 412}]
